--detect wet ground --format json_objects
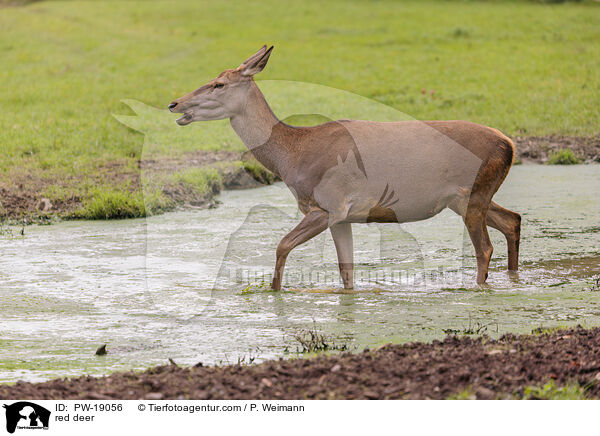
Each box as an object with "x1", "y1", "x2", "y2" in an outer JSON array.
[
  {"x1": 0, "y1": 165, "x2": 598, "y2": 383},
  {"x1": 3, "y1": 326, "x2": 600, "y2": 400}
]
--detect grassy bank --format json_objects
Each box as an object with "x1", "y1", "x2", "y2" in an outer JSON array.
[{"x1": 1, "y1": 0, "x2": 599, "y2": 220}]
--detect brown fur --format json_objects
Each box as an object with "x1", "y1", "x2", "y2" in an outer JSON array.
[
  {"x1": 366, "y1": 206, "x2": 398, "y2": 223},
  {"x1": 249, "y1": 120, "x2": 367, "y2": 200}
]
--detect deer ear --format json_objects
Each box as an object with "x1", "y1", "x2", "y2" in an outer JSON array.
[
  {"x1": 239, "y1": 46, "x2": 273, "y2": 77},
  {"x1": 240, "y1": 45, "x2": 267, "y2": 66}
]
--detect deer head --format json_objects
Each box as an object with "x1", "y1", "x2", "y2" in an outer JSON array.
[{"x1": 168, "y1": 45, "x2": 273, "y2": 125}]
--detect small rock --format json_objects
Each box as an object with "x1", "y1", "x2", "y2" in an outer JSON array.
[
  {"x1": 330, "y1": 364, "x2": 341, "y2": 373},
  {"x1": 193, "y1": 390, "x2": 210, "y2": 400},
  {"x1": 509, "y1": 349, "x2": 517, "y2": 354},
  {"x1": 475, "y1": 386, "x2": 495, "y2": 400},
  {"x1": 487, "y1": 349, "x2": 503, "y2": 356},
  {"x1": 261, "y1": 378, "x2": 273, "y2": 388},
  {"x1": 145, "y1": 392, "x2": 164, "y2": 400},
  {"x1": 363, "y1": 390, "x2": 380, "y2": 399},
  {"x1": 383, "y1": 386, "x2": 405, "y2": 396},
  {"x1": 595, "y1": 372, "x2": 600, "y2": 381},
  {"x1": 37, "y1": 198, "x2": 52, "y2": 212}
]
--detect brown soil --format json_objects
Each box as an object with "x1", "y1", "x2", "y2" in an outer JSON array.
[
  {"x1": 0, "y1": 159, "x2": 139, "y2": 220},
  {"x1": 513, "y1": 135, "x2": 600, "y2": 163},
  {"x1": 1, "y1": 135, "x2": 598, "y2": 221},
  {"x1": 2, "y1": 327, "x2": 600, "y2": 400},
  {"x1": 138, "y1": 150, "x2": 241, "y2": 173}
]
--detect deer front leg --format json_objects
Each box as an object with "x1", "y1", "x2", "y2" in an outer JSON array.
[
  {"x1": 272, "y1": 209, "x2": 329, "y2": 291},
  {"x1": 330, "y1": 223, "x2": 354, "y2": 289}
]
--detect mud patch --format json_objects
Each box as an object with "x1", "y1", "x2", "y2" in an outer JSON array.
[
  {"x1": 3, "y1": 326, "x2": 600, "y2": 400},
  {"x1": 139, "y1": 150, "x2": 241, "y2": 173},
  {"x1": 514, "y1": 135, "x2": 600, "y2": 164}
]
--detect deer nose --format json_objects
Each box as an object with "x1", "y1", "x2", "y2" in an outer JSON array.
[{"x1": 168, "y1": 102, "x2": 177, "y2": 112}]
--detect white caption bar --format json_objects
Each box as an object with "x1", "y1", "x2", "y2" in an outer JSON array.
[{"x1": 0, "y1": 400, "x2": 595, "y2": 436}]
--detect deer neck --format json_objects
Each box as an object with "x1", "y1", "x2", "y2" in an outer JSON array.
[{"x1": 229, "y1": 81, "x2": 290, "y2": 177}]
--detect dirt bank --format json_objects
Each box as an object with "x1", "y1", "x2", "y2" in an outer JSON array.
[
  {"x1": 2, "y1": 326, "x2": 600, "y2": 400},
  {"x1": 0, "y1": 135, "x2": 598, "y2": 222},
  {"x1": 513, "y1": 135, "x2": 600, "y2": 164},
  {"x1": 0, "y1": 150, "x2": 272, "y2": 222}
]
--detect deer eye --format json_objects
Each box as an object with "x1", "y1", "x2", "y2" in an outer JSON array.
[{"x1": 214, "y1": 83, "x2": 225, "y2": 89}]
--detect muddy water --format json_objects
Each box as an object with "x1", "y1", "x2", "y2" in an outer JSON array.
[{"x1": 0, "y1": 165, "x2": 598, "y2": 382}]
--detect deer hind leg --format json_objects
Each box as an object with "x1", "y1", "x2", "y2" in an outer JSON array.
[
  {"x1": 448, "y1": 184, "x2": 497, "y2": 284},
  {"x1": 487, "y1": 201, "x2": 521, "y2": 271},
  {"x1": 450, "y1": 195, "x2": 520, "y2": 275},
  {"x1": 272, "y1": 209, "x2": 329, "y2": 291},
  {"x1": 330, "y1": 223, "x2": 354, "y2": 289},
  {"x1": 449, "y1": 191, "x2": 493, "y2": 283},
  {"x1": 466, "y1": 153, "x2": 516, "y2": 283},
  {"x1": 449, "y1": 140, "x2": 515, "y2": 283}
]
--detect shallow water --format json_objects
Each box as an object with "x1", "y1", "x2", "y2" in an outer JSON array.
[{"x1": 0, "y1": 165, "x2": 599, "y2": 382}]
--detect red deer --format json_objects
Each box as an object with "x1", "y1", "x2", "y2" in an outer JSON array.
[{"x1": 169, "y1": 45, "x2": 521, "y2": 290}]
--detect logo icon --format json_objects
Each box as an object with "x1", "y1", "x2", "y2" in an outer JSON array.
[{"x1": 2, "y1": 402, "x2": 50, "y2": 434}]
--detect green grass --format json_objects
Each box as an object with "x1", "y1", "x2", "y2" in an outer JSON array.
[
  {"x1": 521, "y1": 380, "x2": 588, "y2": 399},
  {"x1": 547, "y1": 148, "x2": 582, "y2": 164},
  {"x1": 168, "y1": 167, "x2": 223, "y2": 194},
  {"x1": 448, "y1": 381, "x2": 589, "y2": 399},
  {"x1": 242, "y1": 160, "x2": 278, "y2": 185},
  {"x1": 71, "y1": 185, "x2": 173, "y2": 220},
  {"x1": 447, "y1": 387, "x2": 477, "y2": 400},
  {"x1": 291, "y1": 322, "x2": 350, "y2": 354},
  {"x1": 1, "y1": 0, "x2": 599, "y2": 218},
  {"x1": 238, "y1": 281, "x2": 276, "y2": 295},
  {"x1": 531, "y1": 324, "x2": 574, "y2": 334},
  {"x1": 69, "y1": 165, "x2": 229, "y2": 219}
]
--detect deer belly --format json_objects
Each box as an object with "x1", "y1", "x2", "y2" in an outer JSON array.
[
  {"x1": 312, "y1": 135, "x2": 482, "y2": 225},
  {"x1": 316, "y1": 182, "x2": 460, "y2": 224}
]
